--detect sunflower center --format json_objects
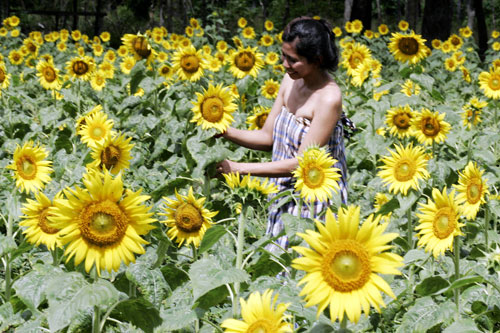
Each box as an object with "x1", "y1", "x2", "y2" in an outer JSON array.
[
  {"x1": 43, "y1": 66, "x2": 57, "y2": 82},
  {"x1": 322, "y1": 239, "x2": 371, "y2": 292},
  {"x1": 466, "y1": 179, "x2": 482, "y2": 204},
  {"x1": 17, "y1": 156, "x2": 38, "y2": 180},
  {"x1": 266, "y1": 86, "x2": 276, "y2": 95},
  {"x1": 79, "y1": 200, "x2": 128, "y2": 247},
  {"x1": 247, "y1": 320, "x2": 274, "y2": 333},
  {"x1": 0, "y1": 69, "x2": 5, "y2": 83},
  {"x1": 394, "y1": 159, "x2": 416, "y2": 182},
  {"x1": 91, "y1": 125, "x2": 105, "y2": 140},
  {"x1": 181, "y1": 55, "x2": 200, "y2": 73},
  {"x1": 490, "y1": 75, "x2": 500, "y2": 90},
  {"x1": 101, "y1": 145, "x2": 121, "y2": 170},
  {"x1": 256, "y1": 114, "x2": 268, "y2": 128},
  {"x1": 398, "y1": 37, "x2": 419, "y2": 55},
  {"x1": 38, "y1": 208, "x2": 59, "y2": 234},
  {"x1": 421, "y1": 117, "x2": 440, "y2": 137},
  {"x1": 27, "y1": 42, "x2": 37, "y2": 53},
  {"x1": 201, "y1": 97, "x2": 224, "y2": 123},
  {"x1": 235, "y1": 51, "x2": 255, "y2": 71},
  {"x1": 161, "y1": 66, "x2": 170, "y2": 75},
  {"x1": 349, "y1": 52, "x2": 364, "y2": 69},
  {"x1": 432, "y1": 207, "x2": 456, "y2": 239},
  {"x1": 73, "y1": 60, "x2": 89, "y2": 75},
  {"x1": 303, "y1": 165, "x2": 325, "y2": 189},
  {"x1": 174, "y1": 203, "x2": 204, "y2": 233},
  {"x1": 13, "y1": 53, "x2": 21, "y2": 61},
  {"x1": 132, "y1": 36, "x2": 152, "y2": 58},
  {"x1": 394, "y1": 113, "x2": 411, "y2": 129}
]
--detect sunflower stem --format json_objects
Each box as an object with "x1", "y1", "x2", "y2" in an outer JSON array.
[
  {"x1": 191, "y1": 243, "x2": 198, "y2": 261},
  {"x1": 453, "y1": 236, "x2": 461, "y2": 319},
  {"x1": 484, "y1": 204, "x2": 490, "y2": 250},
  {"x1": 233, "y1": 206, "x2": 246, "y2": 317},
  {"x1": 339, "y1": 315, "x2": 348, "y2": 331},
  {"x1": 371, "y1": 107, "x2": 375, "y2": 136},
  {"x1": 407, "y1": 208, "x2": 413, "y2": 249},
  {"x1": 51, "y1": 248, "x2": 59, "y2": 266},
  {"x1": 92, "y1": 269, "x2": 101, "y2": 333},
  {"x1": 297, "y1": 196, "x2": 303, "y2": 218},
  {"x1": 4, "y1": 202, "x2": 14, "y2": 302}
]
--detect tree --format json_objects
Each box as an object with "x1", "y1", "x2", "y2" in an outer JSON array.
[
  {"x1": 421, "y1": 0, "x2": 452, "y2": 44},
  {"x1": 474, "y1": 0, "x2": 488, "y2": 61},
  {"x1": 349, "y1": 0, "x2": 372, "y2": 30}
]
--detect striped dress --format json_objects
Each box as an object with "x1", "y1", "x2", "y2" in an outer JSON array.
[{"x1": 266, "y1": 106, "x2": 348, "y2": 251}]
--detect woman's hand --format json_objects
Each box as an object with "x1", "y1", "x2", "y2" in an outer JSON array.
[{"x1": 216, "y1": 160, "x2": 238, "y2": 175}]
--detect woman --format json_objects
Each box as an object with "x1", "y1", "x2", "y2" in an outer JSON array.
[{"x1": 216, "y1": 17, "x2": 348, "y2": 250}]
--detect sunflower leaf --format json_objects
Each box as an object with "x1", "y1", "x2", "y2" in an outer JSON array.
[
  {"x1": 112, "y1": 297, "x2": 162, "y2": 332},
  {"x1": 442, "y1": 318, "x2": 479, "y2": 333},
  {"x1": 198, "y1": 225, "x2": 227, "y2": 254},
  {"x1": 397, "y1": 297, "x2": 455, "y2": 333}
]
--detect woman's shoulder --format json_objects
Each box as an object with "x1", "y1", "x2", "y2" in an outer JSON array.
[{"x1": 317, "y1": 80, "x2": 342, "y2": 107}]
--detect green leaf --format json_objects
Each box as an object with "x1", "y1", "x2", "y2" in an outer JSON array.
[
  {"x1": 446, "y1": 276, "x2": 484, "y2": 292},
  {"x1": 199, "y1": 225, "x2": 227, "y2": 254},
  {"x1": 410, "y1": 73, "x2": 435, "y2": 92},
  {"x1": 129, "y1": 61, "x2": 147, "y2": 95},
  {"x1": 396, "y1": 297, "x2": 455, "y2": 333},
  {"x1": 0, "y1": 302, "x2": 24, "y2": 332},
  {"x1": 443, "y1": 318, "x2": 480, "y2": 333},
  {"x1": 113, "y1": 297, "x2": 162, "y2": 332},
  {"x1": 189, "y1": 257, "x2": 249, "y2": 300},
  {"x1": 45, "y1": 273, "x2": 126, "y2": 332},
  {"x1": 403, "y1": 249, "x2": 428, "y2": 265},
  {"x1": 471, "y1": 301, "x2": 488, "y2": 314},
  {"x1": 306, "y1": 322, "x2": 335, "y2": 332},
  {"x1": 397, "y1": 190, "x2": 420, "y2": 212},
  {"x1": 375, "y1": 197, "x2": 400, "y2": 217},
  {"x1": 415, "y1": 276, "x2": 450, "y2": 296},
  {"x1": 0, "y1": 234, "x2": 17, "y2": 256},
  {"x1": 157, "y1": 305, "x2": 197, "y2": 331},
  {"x1": 12, "y1": 263, "x2": 63, "y2": 310},
  {"x1": 126, "y1": 260, "x2": 170, "y2": 308}
]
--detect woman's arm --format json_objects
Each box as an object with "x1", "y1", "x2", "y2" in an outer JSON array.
[
  {"x1": 217, "y1": 157, "x2": 298, "y2": 177},
  {"x1": 221, "y1": 75, "x2": 291, "y2": 151}
]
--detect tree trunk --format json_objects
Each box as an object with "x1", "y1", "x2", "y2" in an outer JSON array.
[
  {"x1": 375, "y1": 0, "x2": 381, "y2": 26},
  {"x1": 467, "y1": 0, "x2": 475, "y2": 28},
  {"x1": 422, "y1": 0, "x2": 452, "y2": 44},
  {"x1": 350, "y1": 0, "x2": 372, "y2": 31},
  {"x1": 405, "y1": 0, "x2": 419, "y2": 31},
  {"x1": 283, "y1": 0, "x2": 290, "y2": 28},
  {"x1": 474, "y1": 0, "x2": 487, "y2": 61},
  {"x1": 166, "y1": 0, "x2": 172, "y2": 32},
  {"x1": 344, "y1": 0, "x2": 353, "y2": 23}
]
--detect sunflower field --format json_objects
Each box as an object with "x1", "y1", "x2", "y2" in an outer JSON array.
[{"x1": 1, "y1": 12, "x2": 500, "y2": 333}]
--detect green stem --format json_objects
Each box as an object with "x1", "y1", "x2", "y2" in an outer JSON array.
[
  {"x1": 407, "y1": 208, "x2": 413, "y2": 249},
  {"x1": 453, "y1": 236, "x2": 461, "y2": 319},
  {"x1": 191, "y1": 243, "x2": 198, "y2": 262},
  {"x1": 371, "y1": 107, "x2": 375, "y2": 136},
  {"x1": 484, "y1": 204, "x2": 490, "y2": 250},
  {"x1": 51, "y1": 248, "x2": 59, "y2": 266},
  {"x1": 5, "y1": 206, "x2": 13, "y2": 301},
  {"x1": 233, "y1": 207, "x2": 246, "y2": 317},
  {"x1": 92, "y1": 269, "x2": 101, "y2": 333},
  {"x1": 339, "y1": 315, "x2": 348, "y2": 331}
]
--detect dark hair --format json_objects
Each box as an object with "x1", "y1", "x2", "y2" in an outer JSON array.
[{"x1": 282, "y1": 17, "x2": 339, "y2": 72}]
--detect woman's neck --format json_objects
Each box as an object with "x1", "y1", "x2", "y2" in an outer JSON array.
[{"x1": 302, "y1": 69, "x2": 331, "y2": 90}]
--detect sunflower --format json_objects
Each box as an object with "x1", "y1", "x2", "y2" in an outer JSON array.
[
  {"x1": 378, "y1": 24, "x2": 389, "y2": 35},
  {"x1": 171, "y1": 45, "x2": 205, "y2": 82},
  {"x1": 377, "y1": 143, "x2": 430, "y2": 196},
  {"x1": 385, "y1": 105, "x2": 414, "y2": 138},
  {"x1": 87, "y1": 133, "x2": 134, "y2": 175},
  {"x1": 400, "y1": 79, "x2": 421, "y2": 96},
  {"x1": 478, "y1": 67, "x2": 500, "y2": 99},
  {"x1": 77, "y1": 108, "x2": 115, "y2": 148},
  {"x1": 190, "y1": 83, "x2": 237, "y2": 133},
  {"x1": 350, "y1": 60, "x2": 372, "y2": 87},
  {"x1": 221, "y1": 289, "x2": 292, "y2": 332},
  {"x1": 448, "y1": 34, "x2": 463, "y2": 51},
  {"x1": 50, "y1": 170, "x2": 155, "y2": 274},
  {"x1": 345, "y1": 21, "x2": 353, "y2": 34},
  {"x1": 292, "y1": 206, "x2": 403, "y2": 323},
  {"x1": 292, "y1": 146, "x2": 341, "y2": 203},
  {"x1": 237, "y1": 17, "x2": 247, "y2": 28},
  {"x1": 229, "y1": 46, "x2": 264, "y2": 79},
  {"x1": 493, "y1": 30, "x2": 500, "y2": 38},
  {"x1": 411, "y1": 108, "x2": 451, "y2": 146},
  {"x1": 461, "y1": 97, "x2": 487, "y2": 129},
  {"x1": 460, "y1": 65, "x2": 471, "y2": 83},
  {"x1": 398, "y1": 20, "x2": 409, "y2": 31},
  {"x1": 333, "y1": 27, "x2": 342, "y2": 37},
  {"x1": 415, "y1": 187, "x2": 464, "y2": 258},
  {"x1": 441, "y1": 41, "x2": 452, "y2": 53},
  {"x1": 20, "y1": 192, "x2": 65, "y2": 251},
  {"x1": 160, "y1": 187, "x2": 217, "y2": 248},
  {"x1": 99, "y1": 61, "x2": 115, "y2": 79},
  {"x1": 261, "y1": 79, "x2": 280, "y2": 99},
  {"x1": 492, "y1": 42, "x2": 500, "y2": 51},
  {"x1": 459, "y1": 26, "x2": 472, "y2": 38},
  {"x1": 8, "y1": 49, "x2": 24, "y2": 65},
  {"x1": 242, "y1": 26, "x2": 256, "y2": 39},
  {"x1": 223, "y1": 172, "x2": 278, "y2": 196},
  {"x1": 100, "y1": 31, "x2": 111, "y2": 42},
  {"x1": 454, "y1": 162, "x2": 489, "y2": 220},
  {"x1": 35, "y1": 59, "x2": 61, "y2": 90},
  {"x1": 0, "y1": 62, "x2": 11, "y2": 90},
  {"x1": 247, "y1": 106, "x2": 270, "y2": 130},
  {"x1": 66, "y1": 55, "x2": 95, "y2": 81},
  {"x1": 259, "y1": 34, "x2": 274, "y2": 47},
  {"x1": 374, "y1": 192, "x2": 392, "y2": 221},
  {"x1": 264, "y1": 20, "x2": 274, "y2": 31},
  {"x1": 7, "y1": 141, "x2": 53, "y2": 194},
  {"x1": 120, "y1": 56, "x2": 136, "y2": 75},
  {"x1": 89, "y1": 70, "x2": 107, "y2": 91},
  {"x1": 265, "y1": 51, "x2": 279, "y2": 65},
  {"x1": 341, "y1": 42, "x2": 372, "y2": 76},
  {"x1": 351, "y1": 19, "x2": 363, "y2": 34},
  {"x1": 121, "y1": 33, "x2": 155, "y2": 63},
  {"x1": 388, "y1": 31, "x2": 428, "y2": 64},
  {"x1": 431, "y1": 39, "x2": 442, "y2": 49}
]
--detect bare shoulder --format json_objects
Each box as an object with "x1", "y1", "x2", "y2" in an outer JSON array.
[{"x1": 315, "y1": 81, "x2": 342, "y2": 115}]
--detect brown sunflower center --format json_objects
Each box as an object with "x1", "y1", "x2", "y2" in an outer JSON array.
[
  {"x1": 489, "y1": 74, "x2": 500, "y2": 90},
  {"x1": 432, "y1": 207, "x2": 457, "y2": 239},
  {"x1": 132, "y1": 36, "x2": 152, "y2": 59},
  {"x1": 247, "y1": 320, "x2": 274, "y2": 333},
  {"x1": 174, "y1": 203, "x2": 204, "y2": 233},
  {"x1": 72, "y1": 60, "x2": 89, "y2": 75},
  {"x1": 17, "y1": 156, "x2": 38, "y2": 180},
  {"x1": 394, "y1": 159, "x2": 416, "y2": 182},
  {"x1": 27, "y1": 42, "x2": 37, "y2": 53},
  {"x1": 12, "y1": 53, "x2": 21, "y2": 61},
  {"x1": 180, "y1": 54, "x2": 200, "y2": 73},
  {"x1": 0, "y1": 68, "x2": 5, "y2": 83},
  {"x1": 79, "y1": 200, "x2": 128, "y2": 247},
  {"x1": 394, "y1": 112, "x2": 411, "y2": 129},
  {"x1": 450, "y1": 36, "x2": 461, "y2": 46},
  {"x1": 421, "y1": 116, "x2": 441, "y2": 137},
  {"x1": 161, "y1": 66, "x2": 170, "y2": 75},
  {"x1": 101, "y1": 145, "x2": 121, "y2": 170},
  {"x1": 349, "y1": 52, "x2": 364, "y2": 69},
  {"x1": 256, "y1": 113, "x2": 268, "y2": 129},
  {"x1": 303, "y1": 165, "x2": 325, "y2": 189},
  {"x1": 466, "y1": 178, "x2": 482, "y2": 204},
  {"x1": 235, "y1": 51, "x2": 256, "y2": 72},
  {"x1": 398, "y1": 37, "x2": 419, "y2": 55},
  {"x1": 43, "y1": 66, "x2": 57, "y2": 82},
  {"x1": 265, "y1": 86, "x2": 276, "y2": 96},
  {"x1": 322, "y1": 239, "x2": 371, "y2": 292},
  {"x1": 201, "y1": 97, "x2": 224, "y2": 123},
  {"x1": 38, "y1": 207, "x2": 59, "y2": 234}
]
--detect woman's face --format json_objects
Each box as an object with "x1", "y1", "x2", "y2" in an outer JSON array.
[{"x1": 281, "y1": 39, "x2": 316, "y2": 79}]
